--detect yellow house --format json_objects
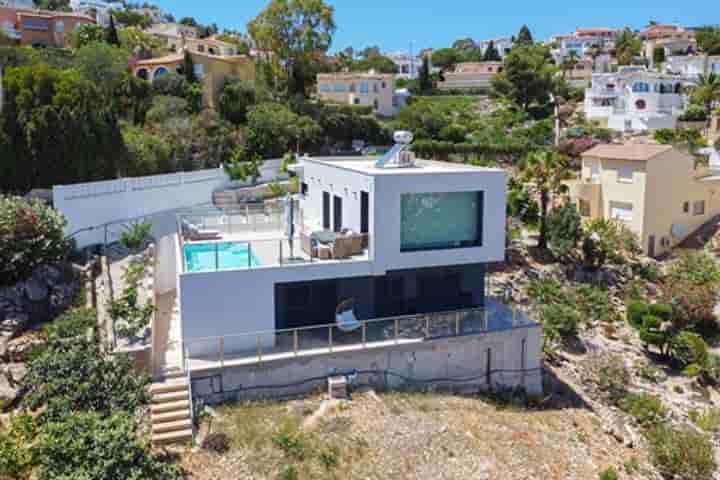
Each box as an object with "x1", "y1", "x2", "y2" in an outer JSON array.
[
  {"x1": 568, "y1": 143, "x2": 720, "y2": 256},
  {"x1": 132, "y1": 50, "x2": 255, "y2": 110},
  {"x1": 316, "y1": 70, "x2": 396, "y2": 117}
]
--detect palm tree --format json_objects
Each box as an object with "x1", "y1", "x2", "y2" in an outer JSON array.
[
  {"x1": 519, "y1": 150, "x2": 573, "y2": 249},
  {"x1": 560, "y1": 51, "x2": 580, "y2": 80},
  {"x1": 692, "y1": 73, "x2": 720, "y2": 119}
]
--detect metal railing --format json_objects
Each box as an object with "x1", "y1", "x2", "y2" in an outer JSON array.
[
  {"x1": 181, "y1": 304, "x2": 535, "y2": 369},
  {"x1": 179, "y1": 205, "x2": 286, "y2": 236}
]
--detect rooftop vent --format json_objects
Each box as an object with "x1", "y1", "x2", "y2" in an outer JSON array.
[{"x1": 375, "y1": 131, "x2": 416, "y2": 169}]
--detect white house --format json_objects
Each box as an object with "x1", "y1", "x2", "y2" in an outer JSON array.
[
  {"x1": 665, "y1": 55, "x2": 720, "y2": 80},
  {"x1": 0, "y1": 0, "x2": 33, "y2": 8},
  {"x1": 478, "y1": 37, "x2": 514, "y2": 60},
  {"x1": 386, "y1": 51, "x2": 422, "y2": 80},
  {"x1": 584, "y1": 67, "x2": 688, "y2": 131},
  {"x1": 69, "y1": 0, "x2": 123, "y2": 27},
  {"x1": 172, "y1": 134, "x2": 542, "y2": 395}
]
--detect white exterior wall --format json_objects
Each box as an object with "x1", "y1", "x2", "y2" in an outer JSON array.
[{"x1": 53, "y1": 160, "x2": 285, "y2": 248}]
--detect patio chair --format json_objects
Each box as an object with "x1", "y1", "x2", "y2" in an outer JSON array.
[
  {"x1": 301, "y1": 232, "x2": 317, "y2": 258},
  {"x1": 336, "y1": 298, "x2": 361, "y2": 332},
  {"x1": 182, "y1": 219, "x2": 221, "y2": 241},
  {"x1": 331, "y1": 236, "x2": 353, "y2": 259}
]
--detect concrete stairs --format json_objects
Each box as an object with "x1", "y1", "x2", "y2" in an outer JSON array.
[{"x1": 149, "y1": 377, "x2": 193, "y2": 446}]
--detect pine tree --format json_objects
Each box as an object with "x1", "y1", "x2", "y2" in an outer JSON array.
[
  {"x1": 516, "y1": 25, "x2": 534, "y2": 46},
  {"x1": 105, "y1": 15, "x2": 120, "y2": 46},
  {"x1": 182, "y1": 50, "x2": 198, "y2": 84},
  {"x1": 418, "y1": 55, "x2": 432, "y2": 92},
  {"x1": 483, "y1": 40, "x2": 501, "y2": 61}
]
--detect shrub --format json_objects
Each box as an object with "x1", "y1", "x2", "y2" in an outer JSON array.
[
  {"x1": 545, "y1": 203, "x2": 582, "y2": 258},
  {"x1": 109, "y1": 260, "x2": 154, "y2": 339},
  {"x1": 638, "y1": 314, "x2": 671, "y2": 355},
  {"x1": 0, "y1": 415, "x2": 36, "y2": 480},
  {"x1": 626, "y1": 301, "x2": 649, "y2": 329},
  {"x1": 689, "y1": 408, "x2": 720, "y2": 433},
  {"x1": 598, "y1": 467, "x2": 618, "y2": 480},
  {"x1": 36, "y1": 412, "x2": 179, "y2": 480},
  {"x1": 0, "y1": 196, "x2": 69, "y2": 286},
  {"x1": 648, "y1": 303, "x2": 672, "y2": 321},
  {"x1": 646, "y1": 425, "x2": 716, "y2": 480},
  {"x1": 637, "y1": 364, "x2": 665, "y2": 384},
  {"x1": 661, "y1": 278, "x2": 716, "y2": 329},
  {"x1": 700, "y1": 354, "x2": 720, "y2": 385},
  {"x1": 273, "y1": 430, "x2": 311, "y2": 461},
  {"x1": 44, "y1": 308, "x2": 96, "y2": 341},
  {"x1": 619, "y1": 393, "x2": 667, "y2": 426},
  {"x1": 668, "y1": 251, "x2": 720, "y2": 287},
  {"x1": 670, "y1": 331, "x2": 709, "y2": 367},
  {"x1": 119, "y1": 220, "x2": 152, "y2": 250},
  {"x1": 278, "y1": 465, "x2": 299, "y2": 480},
  {"x1": 318, "y1": 446, "x2": 340, "y2": 470},
  {"x1": 540, "y1": 303, "x2": 580, "y2": 342},
  {"x1": 527, "y1": 278, "x2": 564, "y2": 305},
  {"x1": 582, "y1": 218, "x2": 640, "y2": 269},
  {"x1": 20, "y1": 339, "x2": 150, "y2": 419},
  {"x1": 573, "y1": 285, "x2": 618, "y2": 324}
]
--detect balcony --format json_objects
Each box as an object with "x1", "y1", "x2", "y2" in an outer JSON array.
[
  {"x1": 177, "y1": 208, "x2": 371, "y2": 273},
  {"x1": 566, "y1": 180, "x2": 602, "y2": 218},
  {"x1": 180, "y1": 301, "x2": 538, "y2": 372}
]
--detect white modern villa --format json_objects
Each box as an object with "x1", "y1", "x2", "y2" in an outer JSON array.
[
  {"x1": 584, "y1": 67, "x2": 688, "y2": 131},
  {"x1": 166, "y1": 134, "x2": 542, "y2": 400}
]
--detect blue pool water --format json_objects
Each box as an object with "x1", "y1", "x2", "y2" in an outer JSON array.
[{"x1": 184, "y1": 242, "x2": 261, "y2": 272}]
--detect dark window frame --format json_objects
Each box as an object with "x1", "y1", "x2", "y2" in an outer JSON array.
[
  {"x1": 333, "y1": 195, "x2": 343, "y2": 232},
  {"x1": 322, "y1": 192, "x2": 330, "y2": 229},
  {"x1": 360, "y1": 191, "x2": 370, "y2": 234}
]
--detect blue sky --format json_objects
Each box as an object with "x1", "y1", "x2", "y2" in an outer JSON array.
[{"x1": 151, "y1": 0, "x2": 716, "y2": 52}]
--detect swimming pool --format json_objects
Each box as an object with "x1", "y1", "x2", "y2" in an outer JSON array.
[{"x1": 184, "y1": 242, "x2": 261, "y2": 272}]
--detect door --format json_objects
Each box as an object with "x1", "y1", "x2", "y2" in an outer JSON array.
[
  {"x1": 647, "y1": 235, "x2": 656, "y2": 258},
  {"x1": 333, "y1": 195, "x2": 343, "y2": 232},
  {"x1": 360, "y1": 191, "x2": 369, "y2": 234},
  {"x1": 322, "y1": 192, "x2": 330, "y2": 230}
]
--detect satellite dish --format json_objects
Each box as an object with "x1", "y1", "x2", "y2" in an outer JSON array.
[{"x1": 671, "y1": 224, "x2": 688, "y2": 238}]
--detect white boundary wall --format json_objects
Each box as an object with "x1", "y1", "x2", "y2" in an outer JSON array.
[{"x1": 53, "y1": 160, "x2": 285, "y2": 248}]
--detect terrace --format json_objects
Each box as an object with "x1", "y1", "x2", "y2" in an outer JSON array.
[{"x1": 177, "y1": 202, "x2": 371, "y2": 273}]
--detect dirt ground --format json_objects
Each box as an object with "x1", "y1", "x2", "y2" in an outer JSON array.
[{"x1": 175, "y1": 389, "x2": 651, "y2": 480}]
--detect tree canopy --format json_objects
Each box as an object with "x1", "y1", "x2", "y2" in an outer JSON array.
[
  {"x1": 248, "y1": 0, "x2": 336, "y2": 97},
  {"x1": 491, "y1": 44, "x2": 556, "y2": 114},
  {"x1": 516, "y1": 25, "x2": 534, "y2": 46}
]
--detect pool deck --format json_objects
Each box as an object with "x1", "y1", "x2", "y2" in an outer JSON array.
[{"x1": 182, "y1": 229, "x2": 371, "y2": 272}]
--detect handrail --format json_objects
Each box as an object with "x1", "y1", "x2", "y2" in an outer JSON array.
[{"x1": 185, "y1": 307, "x2": 481, "y2": 343}]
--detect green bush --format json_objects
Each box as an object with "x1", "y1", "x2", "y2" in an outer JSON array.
[
  {"x1": 20, "y1": 339, "x2": 150, "y2": 420},
  {"x1": 574, "y1": 285, "x2": 618, "y2": 324},
  {"x1": 598, "y1": 466, "x2": 618, "y2": 480},
  {"x1": 273, "y1": 430, "x2": 312, "y2": 461},
  {"x1": 689, "y1": 408, "x2": 720, "y2": 433},
  {"x1": 626, "y1": 301, "x2": 649, "y2": 329},
  {"x1": 527, "y1": 278, "x2": 564, "y2": 305},
  {"x1": 540, "y1": 303, "x2": 580, "y2": 342},
  {"x1": 670, "y1": 331, "x2": 709, "y2": 367},
  {"x1": 545, "y1": 203, "x2": 582, "y2": 258},
  {"x1": 0, "y1": 196, "x2": 69, "y2": 286},
  {"x1": 646, "y1": 425, "x2": 716, "y2": 480},
  {"x1": 36, "y1": 412, "x2": 179, "y2": 480},
  {"x1": 648, "y1": 303, "x2": 672, "y2": 321},
  {"x1": 44, "y1": 308, "x2": 96, "y2": 341},
  {"x1": 638, "y1": 314, "x2": 671, "y2": 354},
  {"x1": 119, "y1": 220, "x2": 152, "y2": 250},
  {"x1": 619, "y1": 393, "x2": 667, "y2": 426},
  {"x1": 0, "y1": 415, "x2": 36, "y2": 480}
]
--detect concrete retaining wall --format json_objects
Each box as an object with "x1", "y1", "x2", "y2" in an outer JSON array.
[{"x1": 190, "y1": 325, "x2": 543, "y2": 403}]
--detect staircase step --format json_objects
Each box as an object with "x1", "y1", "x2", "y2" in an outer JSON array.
[
  {"x1": 152, "y1": 418, "x2": 192, "y2": 434},
  {"x1": 149, "y1": 380, "x2": 188, "y2": 394},
  {"x1": 152, "y1": 390, "x2": 188, "y2": 403},
  {"x1": 151, "y1": 399, "x2": 189, "y2": 414},
  {"x1": 152, "y1": 409, "x2": 190, "y2": 423},
  {"x1": 152, "y1": 429, "x2": 193, "y2": 446}
]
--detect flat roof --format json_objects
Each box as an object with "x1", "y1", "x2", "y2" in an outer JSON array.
[{"x1": 304, "y1": 156, "x2": 505, "y2": 176}]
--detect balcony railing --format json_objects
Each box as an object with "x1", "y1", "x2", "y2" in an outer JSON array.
[{"x1": 180, "y1": 303, "x2": 537, "y2": 371}]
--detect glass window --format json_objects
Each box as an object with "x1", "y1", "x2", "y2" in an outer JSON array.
[
  {"x1": 55, "y1": 20, "x2": 64, "y2": 33},
  {"x1": 360, "y1": 81, "x2": 369, "y2": 93},
  {"x1": 319, "y1": 83, "x2": 331, "y2": 92},
  {"x1": 400, "y1": 192, "x2": 483, "y2": 252},
  {"x1": 333, "y1": 83, "x2": 347, "y2": 92},
  {"x1": 193, "y1": 64, "x2": 204, "y2": 78},
  {"x1": 610, "y1": 201, "x2": 633, "y2": 223},
  {"x1": 683, "y1": 201, "x2": 689, "y2": 213},
  {"x1": 632, "y1": 82, "x2": 650, "y2": 93},
  {"x1": 617, "y1": 166, "x2": 634, "y2": 183}
]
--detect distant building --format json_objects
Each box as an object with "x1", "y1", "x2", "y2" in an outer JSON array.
[
  {"x1": 0, "y1": 6, "x2": 95, "y2": 48},
  {"x1": 644, "y1": 37, "x2": 696, "y2": 68},
  {"x1": 477, "y1": 37, "x2": 514, "y2": 60},
  {"x1": 568, "y1": 143, "x2": 720, "y2": 256},
  {"x1": 145, "y1": 22, "x2": 198, "y2": 45},
  {"x1": 665, "y1": 55, "x2": 720, "y2": 80},
  {"x1": 437, "y1": 61, "x2": 502, "y2": 90},
  {"x1": 132, "y1": 50, "x2": 255, "y2": 110},
  {"x1": 584, "y1": 67, "x2": 687, "y2": 131},
  {"x1": 0, "y1": 0, "x2": 33, "y2": 8},
  {"x1": 69, "y1": 0, "x2": 122, "y2": 27},
  {"x1": 549, "y1": 27, "x2": 619, "y2": 66},
  {"x1": 316, "y1": 71, "x2": 397, "y2": 117},
  {"x1": 386, "y1": 51, "x2": 421, "y2": 80},
  {"x1": 641, "y1": 24, "x2": 695, "y2": 42}
]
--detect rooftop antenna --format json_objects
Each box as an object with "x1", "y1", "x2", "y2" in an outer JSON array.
[{"x1": 375, "y1": 131, "x2": 416, "y2": 168}]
